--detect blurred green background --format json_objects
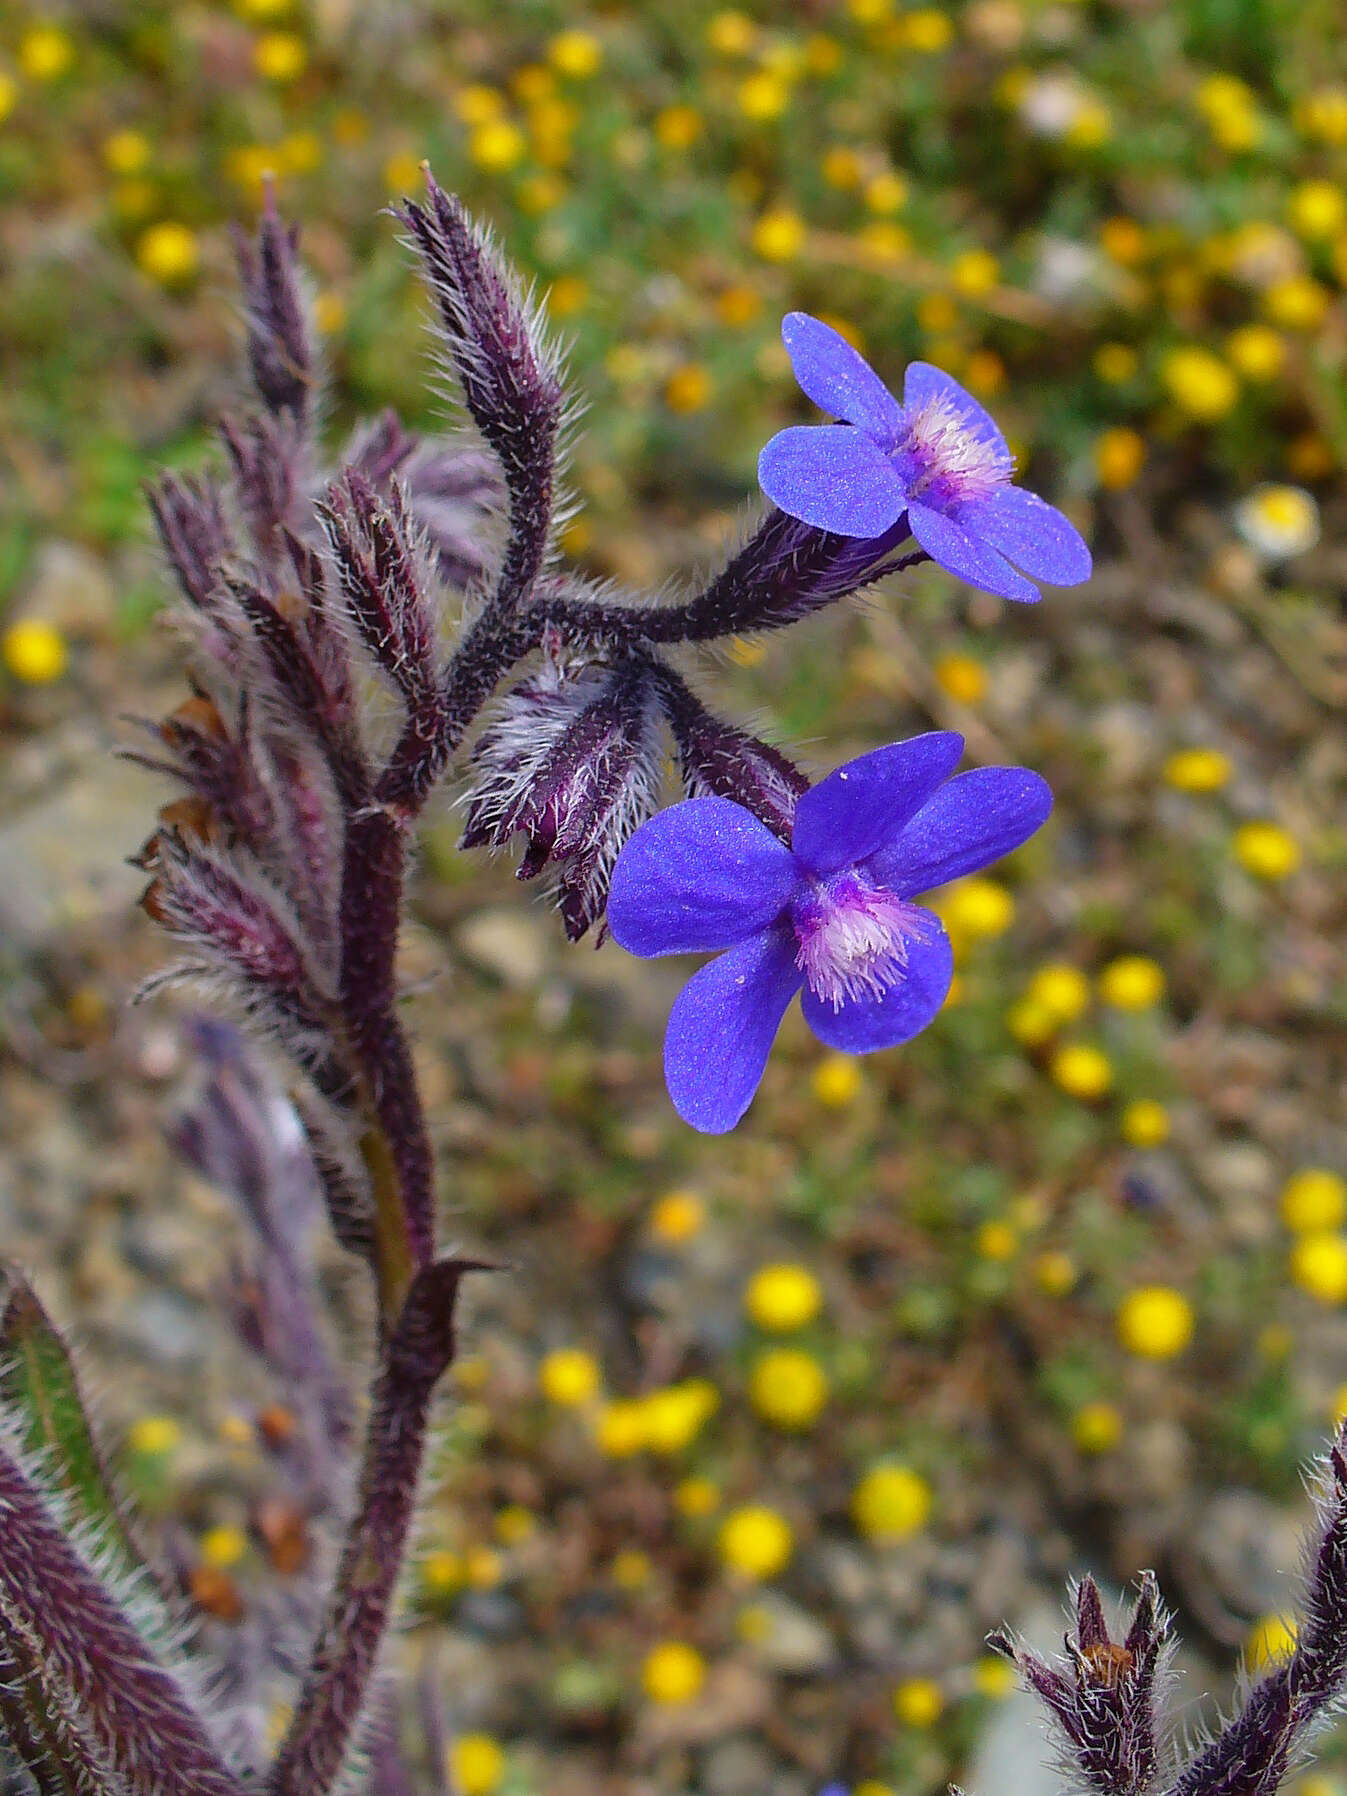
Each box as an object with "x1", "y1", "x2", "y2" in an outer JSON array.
[{"x1": 0, "y1": 3, "x2": 1345, "y2": 1794}]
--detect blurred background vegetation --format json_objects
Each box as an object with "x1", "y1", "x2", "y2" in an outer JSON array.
[{"x1": 0, "y1": 2, "x2": 1345, "y2": 1794}]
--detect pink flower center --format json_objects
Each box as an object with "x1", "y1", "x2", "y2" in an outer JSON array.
[
  {"x1": 892, "y1": 392, "x2": 1014, "y2": 509},
  {"x1": 790, "y1": 871, "x2": 937, "y2": 1010}
]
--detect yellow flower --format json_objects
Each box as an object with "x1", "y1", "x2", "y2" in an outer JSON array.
[
  {"x1": 548, "y1": 30, "x2": 602, "y2": 78},
  {"x1": 855, "y1": 1785, "x2": 898, "y2": 1796},
  {"x1": 1225, "y1": 325, "x2": 1285, "y2": 382},
  {"x1": 822, "y1": 145, "x2": 864, "y2": 188},
  {"x1": 865, "y1": 171, "x2": 910, "y2": 214},
  {"x1": 19, "y1": 26, "x2": 73, "y2": 82},
  {"x1": 1049, "y1": 1043, "x2": 1113, "y2": 1100},
  {"x1": 642, "y1": 1641, "x2": 705, "y2": 1703},
  {"x1": 1233, "y1": 821, "x2": 1299, "y2": 880},
  {"x1": 464, "y1": 1546, "x2": 502, "y2": 1588},
  {"x1": 655, "y1": 105, "x2": 702, "y2": 149},
  {"x1": 103, "y1": 129, "x2": 151, "y2": 175},
  {"x1": 136, "y1": 222, "x2": 200, "y2": 287},
  {"x1": 469, "y1": 121, "x2": 527, "y2": 172},
  {"x1": 0, "y1": 74, "x2": 15, "y2": 123},
  {"x1": 1161, "y1": 347, "x2": 1238, "y2": 422},
  {"x1": 738, "y1": 72, "x2": 790, "y2": 120},
  {"x1": 751, "y1": 208, "x2": 806, "y2": 261},
  {"x1": 454, "y1": 85, "x2": 504, "y2": 125},
  {"x1": 511, "y1": 65, "x2": 553, "y2": 104},
  {"x1": 964, "y1": 349, "x2": 1005, "y2": 398},
  {"x1": 539, "y1": 1348, "x2": 600, "y2": 1406},
  {"x1": 972, "y1": 1656, "x2": 1017, "y2": 1699},
  {"x1": 200, "y1": 1525, "x2": 248, "y2": 1569},
  {"x1": 893, "y1": 1677, "x2": 944, "y2": 1727},
  {"x1": 1288, "y1": 432, "x2": 1335, "y2": 479},
  {"x1": 234, "y1": 0, "x2": 292, "y2": 16},
  {"x1": 1093, "y1": 343, "x2": 1139, "y2": 383},
  {"x1": 718, "y1": 1505, "x2": 793, "y2": 1579},
  {"x1": 382, "y1": 151, "x2": 423, "y2": 195},
  {"x1": 1288, "y1": 180, "x2": 1347, "y2": 241},
  {"x1": 1235, "y1": 484, "x2": 1320, "y2": 558},
  {"x1": 641, "y1": 1380, "x2": 718, "y2": 1453},
  {"x1": 675, "y1": 1476, "x2": 720, "y2": 1516},
  {"x1": 859, "y1": 221, "x2": 912, "y2": 264},
  {"x1": 1297, "y1": 86, "x2": 1347, "y2": 145},
  {"x1": 1121, "y1": 1100, "x2": 1170, "y2": 1148},
  {"x1": 1094, "y1": 427, "x2": 1146, "y2": 491},
  {"x1": 951, "y1": 248, "x2": 999, "y2": 296},
  {"x1": 420, "y1": 1549, "x2": 464, "y2": 1595},
  {"x1": 937, "y1": 877, "x2": 1014, "y2": 939},
  {"x1": 748, "y1": 1348, "x2": 829, "y2": 1429},
  {"x1": 1280, "y1": 1169, "x2": 1347, "y2": 1235},
  {"x1": 812, "y1": 1052, "x2": 863, "y2": 1107},
  {"x1": 253, "y1": 31, "x2": 306, "y2": 82},
  {"x1": 128, "y1": 1415, "x2": 181, "y2": 1456},
  {"x1": 1246, "y1": 1614, "x2": 1296, "y2": 1669},
  {"x1": 1066, "y1": 99, "x2": 1112, "y2": 148},
  {"x1": 312, "y1": 291, "x2": 346, "y2": 336},
  {"x1": 1099, "y1": 216, "x2": 1146, "y2": 264},
  {"x1": 2, "y1": 619, "x2": 67, "y2": 685},
  {"x1": 594, "y1": 1400, "x2": 646, "y2": 1457},
  {"x1": 805, "y1": 31, "x2": 843, "y2": 73},
  {"x1": 977, "y1": 1221, "x2": 1018, "y2": 1262},
  {"x1": 934, "y1": 653, "x2": 988, "y2": 704},
  {"x1": 716, "y1": 285, "x2": 761, "y2": 327},
  {"x1": 1007, "y1": 998, "x2": 1056, "y2": 1047},
  {"x1": 852, "y1": 1464, "x2": 932, "y2": 1541},
  {"x1": 1071, "y1": 1401, "x2": 1123, "y2": 1454},
  {"x1": 1026, "y1": 962, "x2": 1090, "y2": 1024},
  {"x1": 1098, "y1": 955, "x2": 1165, "y2": 1010},
  {"x1": 664, "y1": 364, "x2": 713, "y2": 413},
  {"x1": 494, "y1": 1505, "x2": 535, "y2": 1546},
  {"x1": 1116, "y1": 1286, "x2": 1194, "y2": 1359},
  {"x1": 611, "y1": 1548, "x2": 650, "y2": 1589},
  {"x1": 901, "y1": 9, "x2": 954, "y2": 51},
  {"x1": 1264, "y1": 276, "x2": 1330, "y2": 332},
  {"x1": 1162, "y1": 747, "x2": 1231, "y2": 792},
  {"x1": 707, "y1": 9, "x2": 757, "y2": 54},
  {"x1": 448, "y1": 1734, "x2": 504, "y2": 1796},
  {"x1": 1290, "y1": 1234, "x2": 1347, "y2": 1304},
  {"x1": 650, "y1": 1188, "x2": 705, "y2": 1243},
  {"x1": 1034, "y1": 1251, "x2": 1077, "y2": 1296}
]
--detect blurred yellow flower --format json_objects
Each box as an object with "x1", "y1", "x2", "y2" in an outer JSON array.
[
  {"x1": 707, "y1": 10, "x2": 756, "y2": 54},
  {"x1": 822, "y1": 145, "x2": 864, "y2": 188},
  {"x1": 200, "y1": 1525, "x2": 248, "y2": 1569},
  {"x1": 665, "y1": 364, "x2": 713, "y2": 413},
  {"x1": 675, "y1": 1476, "x2": 720, "y2": 1516},
  {"x1": 1263, "y1": 276, "x2": 1330, "y2": 332},
  {"x1": 650, "y1": 1188, "x2": 705, "y2": 1243},
  {"x1": 1225, "y1": 324, "x2": 1285, "y2": 382},
  {"x1": 1246, "y1": 1614, "x2": 1297, "y2": 1669},
  {"x1": 1027, "y1": 962, "x2": 1090, "y2": 1024},
  {"x1": 448, "y1": 1735, "x2": 504, "y2": 1796},
  {"x1": 382, "y1": 152, "x2": 424, "y2": 195},
  {"x1": 19, "y1": 26, "x2": 73, "y2": 82},
  {"x1": 235, "y1": 0, "x2": 292, "y2": 16},
  {"x1": 1288, "y1": 180, "x2": 1347, "y2": 240},
  {"x1": 136, "y1": 222, "x2": 200, "y2": 287},
  {"x1": 128, "y1": 1415, "x2": 181, "y2": 1456},
  {"x1": 594, "y1": 1401, "x2": 646, "y2": 1457},
  {"x1": 977, "y1": 1220, "x2": 1018, "y2": 1261},
  {"x1": 103, "y1": 129, "x2": 151, "y2": 175},
  {"x1": 951, "y1": 248, "x2": 999, "y2": 296},
  {"x1": 718, "y1": 1505, "x2": 793, "y2": 1579},
  {"x1": 901, "y1": 9, "x2": 954, "y2": 52},
  {"x1": 865, "y1": 171, "x2": 910, "y2": 214},
  {"x1": 716, "y1": 285, "x2": 761, "y2": 326},
  {"x1": 642, "y1": 1380, "x2": 718, "y2": 1453},
  {"x1": 1297, "y1": 86, "x2": 1347, "y2": 144},
  {"x1": 454, "y1": 85, "x2": 504, "y2": 125},
  {"x1": 1094, "y1": 426, "x2": 1145, "y2": 490},
  {"x1": 1121, "y1": 1100, "x2": 1170, "y2": 1148},
  {"x1": 1050, "y1": 1043, "x2": 1113, "y2": 1100},
  {"x1": 1098, "y1": 955, "x2": 1165, "y2": 1010},
  {"x1": 655, "y1": 105, "x2": 702, "y2": 149},
  {"x1": 1280, "y1": 1169, "x2": 1347, "y2": 1235},
  {"x1": 610, "y1": 1547, "x2": 650, "y2": 1589},
  {"x1": 642, "y1": 1642, "x2": 705, "y2": 1704},
  {"x1": 469, "y1": 121, "x2": 527, "y2": 172},
  {"x1": 420, "y1": 1549, "x2": 463, "y2": 1596},
  {"x1": 812, "y1": 1052, "x2": 863, "y2": 1107},
  {"x1": 3, "y1": 619, "x2": 67, "y2": 685},
  {"x1": 1116, "y1": 1286, "x2": 1193, "y2": 1358},
  {"x1": 738, "y1": 72, "x2": 790, "y2": 120},
  {"x1": 1235, "y1": 484, "x2": 1320, "y2": 558},
  {"x1": 805, "y1": 32, "x2": 843, "y2": 73},
  {"x1": 1290, "y1": 1234, "x2": 1347, "y2": 1304},
  {"x1": 934, "y1": 653, "x2": 987, "y2": 704},
  {"x1": 1093, "y1": 343, "x2": 1138, "y2": 383},
  {"x1": 893, "y1": 1677, "x2": 944, "y2": 1726},
  {"x1": 746, "y1": 1264, "x2": 823, "y2": 1332},
  {"x1": 1233, "y1": 821, "x2": 1299, "y2": 880},
  {"x1": 1034, "y1": 1251, "x2": 1077, "y2": 1296},
  {"x1": 852, "y1": 1464, "x2": 932, "y2": 1541},
  {"x1": 1099, "y1": 216, "x2": 1146, "y2": 264},
  {"x1": 539, "y1": 1348, "x2": 600, "y2": 1406},
  {"x1": 548, "y1": 30, "x2": 603, "y2": 78},
  {"x1": 748, "y1": 1348, "x2": 829, "y2": 1429},
  {"x1": 1071, "y1": 1401, "x2": 1123, "y2": 1454},
  {"x1": 751, "y1": 208, "x2": 806, "y2": 261},
  {"x1": 964, "y1": 349, "x2": 1005, "y2": 397},
  {"x1": 938, "y1": 877, "x2": 1014, "y2": 939},
  {"x1": 253, "y1": 31, "x2": 306, "y2": 83},
  {"x1": 972, "y1": 1656, "x2": 1017, "y2": 1699},
  {"x1": 1162, "y1": 746, "x2": 1231, "y2": 792},
  {"x1": 1161, "y1": 347, "x2": 1238, "y2": 422},
  {"x1": 464, "y1": 1546, "x2": 502, "y2": 1589}
]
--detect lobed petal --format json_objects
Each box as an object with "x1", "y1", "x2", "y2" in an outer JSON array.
[
  {"x1": 902, "y1": 362, "x2": 1012, "y2": 463},
  {"x1": 867, "y1": 766, "x2": 1053, "y2": 897},
  {"x1": 791, "y1": 733, "x2": 965, "y2": 876},
  {"x1": 801, "y1": 916, "x2": 953, "y2": 1052},
  {"x1": 664, "y1": 925, "x2": 803, "y2": 1133},
  {"x1": 907, "y1": 502, "x2": 1040, "y2": 604},
  {"x1": 781, "y1": 312, "x2": 906, "y2": 442},
  {"x1": 758, "y1": 426, "x2": 907, "y2": 539},
  {"x1": 956, "y1": 486, "x2": 1092, "y2": 586},
  {"x1": 607, "y1": 797, "x2": 798, "y2": 956}
]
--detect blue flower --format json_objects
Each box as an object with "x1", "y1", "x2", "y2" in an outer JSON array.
[
  {"x1": 607, "y1": 732, "x2": 1052, "y2": 1133},
  {"x1": 758, "y1": 313, "x2": 1092, "y2": 605}
]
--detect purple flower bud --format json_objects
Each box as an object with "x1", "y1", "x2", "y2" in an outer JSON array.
[
  {"x1": 462, "y1": 660, "x2": 665, "y2": 939},
  {"x1": 232, "y1": 184, "x2": 313, "y2": 421},
  {"x1": 320, "y1": 470, "x2": 439, "y2": 703},
  {"x1": 657, "y1": 665, "x2": 807, "y2": 840},
  {"x1": 145, "y1": 470, "x2": 236, "y2": 619},
  {"x1": 220, "y1": 410, "x2": 306, "y2": 547}
]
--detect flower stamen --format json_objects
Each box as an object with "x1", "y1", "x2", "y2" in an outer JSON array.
[
  {"x1": 791, "y1": 872, "x2": 938, "y2": 1010},
  {"x1": 893, "y1": 392, "x2": 1014, "y2": 508}
]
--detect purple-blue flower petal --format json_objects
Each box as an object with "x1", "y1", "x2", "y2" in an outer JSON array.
[
  {"x1": 758, "y1": 425, "x2": 907, "y2": 538},
  {"x1": 664, "y1": 925, "x2": 803, "y2": 1132},
  {"x1": 800, "y1": 914, "x2": 953, "y2": 1052},
  {"x1": 956, "y1": 486, "x2": 1092, "y2": 586},
  {"x1": 791, "y1": 733, "x2": 965, "y2": 876},
  {"x1": 866, "y1": 766, "x2": 1053, "y2": 897},
  {"x1": 907, "y1": 501, "x2": 1041, "y2": 604},
  {"x1": 781, "y1": 312, "x2": 906, "y2": 442},
  {"x1": 607, "y1": 797, "x2": 797, "y2": 956},
  {"x1": 902, "y1": 361, "x2": 1012, "y2": 463}
]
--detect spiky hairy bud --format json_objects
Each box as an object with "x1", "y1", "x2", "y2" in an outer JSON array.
[
  {"x1": 219, "y1": 412, "x2": 305, "y2": 548},
  {"x1": 991, "y1": 1574, "x2": 1172, "y2": 1796},
  {"x1": 343, "y1": 410, "x2": 501, "y2": 590},
  {"x1": 145, "y1": 472, "x2": 236, "y2": 617},
  {"x1": 319, "y1": 471, "x2": 440, "y2": 705},
  {"x1": 400, "y1": 173, "x2": 565, "y2": 614},
  {"x1": 654, "y1": 663, "x2": 807, "y2": 841},
  {"x1": 462, "y1": 659, "x2": 666, "y2": 939},
  {"x1": 233, "y1": 185, "x2": 313, "y2": 422}
]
